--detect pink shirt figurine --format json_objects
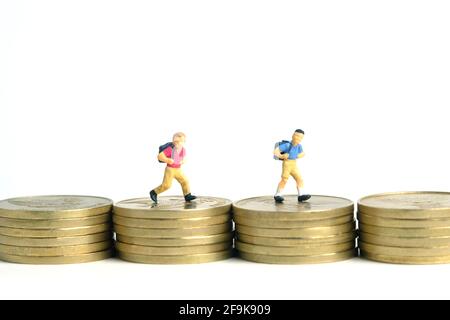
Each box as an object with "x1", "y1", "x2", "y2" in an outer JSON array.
[{"x1": 163, "y1": 146, "x2": 186, "y2": 169}]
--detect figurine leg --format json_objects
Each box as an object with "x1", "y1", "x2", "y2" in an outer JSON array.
[
  {"x1": 278, "y1": 177, "x2": 289, "y2": 190},
  {"x1": 274, "y1": 161, "x2": 292, "y2": 203},
  {"x1": 291, "y1": 169, "x2": 311, "y2": 202},
  {"x1": 174, "y1": 170, "x2": 190, "y2": 195},
  {"x1": 291, "y1": 169, "x2": 304, "y2": 189},
  {"x1": 174, "y1": 170, "x2": 197, "y2": 202},
  {"x1": 154, "y1": 167, "x2": 175, "y2": 195},
  {"x1": 275, "y1": 178, "x2": 289, "y2": 202}
]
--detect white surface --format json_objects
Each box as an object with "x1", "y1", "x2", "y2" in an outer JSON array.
[{"x1": 0, "y1": 0, "x2": 449, "y2": 300}]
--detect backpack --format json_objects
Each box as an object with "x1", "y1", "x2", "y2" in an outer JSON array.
[
  {"x1": 273, "y1": 140, "x2": 292, "y2": 160},
  {"x1": 158, "y1": 142, "x2": 175, "y2": 163}
]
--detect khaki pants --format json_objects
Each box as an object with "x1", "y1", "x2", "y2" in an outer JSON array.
[
  {"x1": 281, "y1": 160, "x2": 304, "y2": 188},
  {"x1": 154, "y1": 167, "x2": 190, "y2": 195}
]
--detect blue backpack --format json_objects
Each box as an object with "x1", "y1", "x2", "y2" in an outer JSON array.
[
  {"x1": 158, "y1": 142, "x2": 175, "y2": 163},
  {"x1": 273, "y1": 140, "x2": 292, "y2": 160}
]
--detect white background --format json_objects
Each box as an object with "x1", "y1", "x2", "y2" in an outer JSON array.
[{"x1": 0, "y1": 0, "x2": 449, "y2": 299}]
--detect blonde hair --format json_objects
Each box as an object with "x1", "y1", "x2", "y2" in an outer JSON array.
[{"x1": 172, "y1": 132, "x2": 186, "y2": 142}]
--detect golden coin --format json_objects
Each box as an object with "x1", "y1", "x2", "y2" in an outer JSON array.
[
  {"x1": 236, "y1": 221, "x2": 355, "y2": 238},
  {"x1": 0, "y1": 196, "x2": 112, "y2": 219},
  {"x1": 0, "y1": 223, "x2": 111, "y2": 238},
  {"x1": 117, "y1": 233, "x2": 233, "y2": 247},
  {"x1": 0, "y1": 232, "x2": 112, "y2": 247},
  {"x1": 361, "y1": 251, "x2": 450, "y2": 265},
  {"x1": 358, "y1": 192, "x2": 450, "y2": 219},
  {"x1": 236, "y1": 240, "x2": 355, "y2": 256},
  {"x1": 359, "y1": 232, "x2": 450, "y2": 248},
  {"x1": 357, "y1": 212, "x2": 450, "y2": 228},
  {"x1": 359, "y1": 223, "x2": 450, "y2": 237},
  {"x1": 117, "y1": 250, "x2": 233, "y2": 264},
  {"x1": 236, "y1": 231, "x2": 356, "y2": 246},
  {"x1": 114, "y1": 222, "x2": 232, "y2": 238},
  {"x1": 233, "y1": 195, "x2": 354, "y2": 220},
  {"x1": 0, "y1": 249, "x2": 113, "y2": 264},
  {"x1": 113, "y1": 214, "x2": 230, "y2": 229},
  {"x1": 234, "y1": 214, "x2": 353, "y2": 228},
  {"x1": 238, "y1": 249, "x2": 356, "y2": 264},
  {"x1": 360, "y1": 241, "x2": 450, "y2": 257},
  {"x1": 0, "y1": 214, "x2": 111, "y2": 229},
  {"x1": 114, "y1": 196, "x2": 232, "y2": 219},
  {"x1": 116, "y1": 241, "x2": 231, "y2": 256},
  {"x1": 0, "y1": 241, "x2": 112, "y2": 257}
]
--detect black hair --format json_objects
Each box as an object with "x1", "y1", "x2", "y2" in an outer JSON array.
[{"x1": 295, "y1": 129, "x2": 305, "y2": 135}]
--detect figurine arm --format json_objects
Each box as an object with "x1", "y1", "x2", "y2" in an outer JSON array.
[
  {"x1": 297, "y1": 152, "x2": 305, "y2": 159},
  {"x1": 274, "y1": 147, "x2": 289, "y2": 160},
  {"x1": 158, "y1": 152, "x2": 174, "y2": 165}
]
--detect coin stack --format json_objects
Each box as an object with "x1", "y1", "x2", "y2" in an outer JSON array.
[
  {"x1": 233, "y1": 195, "x2": 357, "y2": 264},
  {"x1": 358, "y1": 192, "x2": 450, "y2": 264},
  {"x1": 0, "y1": 195, "x2": 114, "y2": 264},
  {"x1": 113, "y1": 196, "x2": 234, "y2": 264}
]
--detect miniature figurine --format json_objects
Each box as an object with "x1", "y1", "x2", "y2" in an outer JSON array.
[
  {"x1": 273, "y1": 129, "x2": 311, "y2": 203},
  {"x1": 150, "y1": 132, "x2": 197, "y2": 203}
]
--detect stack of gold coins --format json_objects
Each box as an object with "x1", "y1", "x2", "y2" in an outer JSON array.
[
  {"x1": 0, "y1": 196, "x2": 114, "y2": 264},
  {"x1": 233, "y1": 195, "x2": 357, "y2": 264},
  {"x1": 358, "y1": 192, "x2": 450, "y2": 264},
  {"x1": 113, "y1": 196, "x2": 234, "y2": 264}
]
